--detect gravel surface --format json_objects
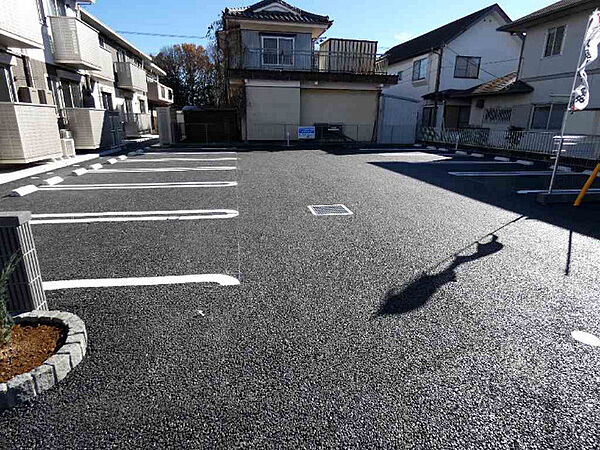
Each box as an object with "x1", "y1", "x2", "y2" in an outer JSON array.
[{"x1": 1, "y1": 148, "x2": 599, "y2": 449}]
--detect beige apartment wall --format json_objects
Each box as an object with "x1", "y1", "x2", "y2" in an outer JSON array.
[
  {"x1": 300, "y1": 88, "x2": 378, "y2": 141},
  {"x1": 245, "y1": 81, "x2": 300, "y2": 140}
]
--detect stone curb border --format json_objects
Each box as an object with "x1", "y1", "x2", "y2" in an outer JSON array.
[{"x1": 0, "y1": 311, "x2": 87, "y2": 410}]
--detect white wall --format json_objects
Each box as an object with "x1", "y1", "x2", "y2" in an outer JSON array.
[
  {"x1": 439, "y1": 11, "x2": 522, "y2": 91},
  {"x1": 520, "y1": 9, "x2": 600, "y2": 110},
  {"x1": 381, "y1": 9, "x2": 521, "y2": 139}
]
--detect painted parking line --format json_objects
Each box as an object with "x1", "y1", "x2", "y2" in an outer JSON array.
[
  {"x1": 43, "y1": 274, "x2": 241, "y2": 291},
  {"x1": 38, "y1": 181, "x2": 238, "y2": 191},
  {"x1": 95, "y1": 167, "x2": 237, "y2": 173},
  {"x1": 517, "y1": 188, "x2": 600, "y2": 195},
  {"x1": 428, "y1": 161, "x2": 519, "y2": 165},
  {"x1": 30, "y1": 209, "x2": 239, "y2": 224},
  {"x1": 122, "y1": 158, "x2": 237, "y2": 163},
  {"x1": 149, "y1": 152, "x2": 237, "y2": 156},
  {"x1": 449, "y1": 171, "x2": 578, "y2": 177}
]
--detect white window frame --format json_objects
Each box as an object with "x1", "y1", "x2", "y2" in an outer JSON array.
[
  {"x1": 0, "y1": 64, "x2": 17, "y2": 102},
  {"x1": 261, "y1": 35, "x2": 295, "y2": 67},
  {"x1": 543, "y1": 25, "x2": 567, "y2": 58},
  {"x1": 454, "y1": 55, "x2": 481, "y2": 79},
  {"x1": 529, "y1": 103, "x2": 567, "y2": 130},
  {"x1": 412, "y1": 57, "x2": 428, "y2": 81}
]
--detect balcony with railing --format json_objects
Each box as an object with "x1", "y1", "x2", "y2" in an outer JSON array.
[
  {"x1": 49, "y1": 16, "x2": 101, "y2": 70},
  {"x1": 231, "y1": 48, "x2": 387, "y2": 75},
  {"x1": 0, "y1": 102, "x2": 62, "y2": 163},
  {"x1": 147, "y1": 81, "x2": 173, "y2": 105},
  {"x1": 115, "y1": 62, "x2": 148, "y2": 92},
  {"x1": 92, "y1": 47, "x2": 115, "y2": 83},
  {"x1": 0, "y1": 0, "x2": 44, "y2": 48}
]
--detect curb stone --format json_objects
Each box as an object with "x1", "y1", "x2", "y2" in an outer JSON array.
[{"x1": 0, "y1": 311, "x2": 87, "y2": 410}]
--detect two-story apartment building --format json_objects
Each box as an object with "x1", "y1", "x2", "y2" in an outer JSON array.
[
  {"x1": 219, "y1": 0, "x2": 397, "y2": 142},
  {"x1": 0, "y1": 0, "x2": 172, "y2": 164},
  {"x1": 378, "y1": 4, "x2": 523, "y2": 143}
]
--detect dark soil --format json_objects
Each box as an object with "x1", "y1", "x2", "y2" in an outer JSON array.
[{"x1": 0, "y1": 324, "x2": 65, "y2": 383}]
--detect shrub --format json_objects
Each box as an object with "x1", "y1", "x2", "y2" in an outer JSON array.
[{"x1": 0, "y1": 254, "x2": 18, "y2": 347}]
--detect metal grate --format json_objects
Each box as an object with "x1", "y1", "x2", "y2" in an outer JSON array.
[{"x1": 308, "y1": 204, "x2": 354, "y2": 216}]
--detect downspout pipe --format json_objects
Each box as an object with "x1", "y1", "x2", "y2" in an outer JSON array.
[{"x1": 433, "y1": 45, "x2": 444, "y2": 128}]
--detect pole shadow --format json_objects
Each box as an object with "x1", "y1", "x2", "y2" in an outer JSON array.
[{"x1": 377, "y1": 235, "x2": 504, "y2": 316}]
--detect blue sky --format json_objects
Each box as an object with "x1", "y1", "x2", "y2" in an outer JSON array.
[{"x1": 83, "y1": 0, "x2": 553, "y2": 56}]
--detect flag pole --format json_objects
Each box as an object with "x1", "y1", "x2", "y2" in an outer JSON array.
[{"x1": 548, "y1": 15, "x2": 595, "y2": 194}]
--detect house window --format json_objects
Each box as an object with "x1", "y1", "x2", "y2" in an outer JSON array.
[
  {"x1": 101, "y1": 92, "x2": 113, "y2": 110},
  {"x1": 397, "y1": 70, "x2": 403, "y2": 82},
  {"x1": 530, "y1": 104, "x2": 567, "y2": 130},
  {"x1": 49, "y1": 0, "x2": 67, "y2": 16},
  {"x1": 60, "y1": 79, "x2": 82, "y2": 108},
  {"x1": 99, "y1": 36, "x2": 106, "y2": 49},
  {"x1": 444, "y1": 105, "x2": 471, "y2": 129},
  {"x1": 0, "y1": 64, "x2": 16, "y2": 102},
  {"x1": 422, "y1": 106, "x2": 437, "y2": 127},
  {"x1": 35, "y1": 0, "x2": 45, "y2": 24},
  {"x1": 454, "y1": 56, "x2": 481, "y2": 79},
  {"x1": 412, "y1": 57, "x2": 428, "y2": 81},
  {"x1": 261, "y1": 36, "x2": 294, "y2": 66},
  {"x1": 544, "y1": 26, "x2": 566, "y2": 57},
  {"x1": 140, "y1": 99, "x2": 147, "y2": 114}
]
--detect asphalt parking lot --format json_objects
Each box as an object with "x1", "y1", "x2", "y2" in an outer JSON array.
[{"x1": 1, "y1": 146, "x2": 600, "y2": 449}]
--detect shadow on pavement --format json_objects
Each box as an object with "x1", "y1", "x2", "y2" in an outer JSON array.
[
  {"x1": 378, "y1": 235, "x2": 504, "y2": 316},
  {"x1": 369, "y1": 161, "x2": 600, "y2": 241}
]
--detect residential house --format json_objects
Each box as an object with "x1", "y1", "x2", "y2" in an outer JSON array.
[
  {"x1": 0, "y1": 0, "x2": 171, "y2": 164},
  {"x1": 219, "y1": 0, "x2": 397, "y2": 142},
  {"x1": 378, "y1": 4, "x2": 523, "y2": 143},
  {"x1": 493, "y1": 0, "x2": 600, "y2": 136}
]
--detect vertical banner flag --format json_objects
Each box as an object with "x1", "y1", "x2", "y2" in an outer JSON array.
[{"x1": 572, "y1": 10, "x2": 600, "y2": 111}]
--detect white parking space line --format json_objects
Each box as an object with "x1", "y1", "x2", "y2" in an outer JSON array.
[
  {"x1": 30, "y1": 209, "x2": 239, "y2": 224},
  {"x1": 123, "y1": 158, "x2": 237, "y2": 162},
  {"x1": 149, "y1": 152, "x2": 237, "y2": 155},
  {"x1": 517, "y1": 188, "x2": 600, "y2": 194},
  {"x1": 428, "y1": 161, "x2": 518, "y2": 165},
  {"x1": 43, "y1": 274, "x2": 241, "y2": 291},
  {"x1": 449, "y1": 171, "x2": 578, "y2": 177},
  {"x1": 38, "y1": 181, "x2": 238, "y2": 191},
  {"x1": 95, "y1": 167, "x2": 237, "y2": 173}
]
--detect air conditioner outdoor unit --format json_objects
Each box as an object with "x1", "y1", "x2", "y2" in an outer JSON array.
[
  {"x1": 59, "y1": 129, "x2": 73, "y2": 139},
  {"x1": 60, "y1": 138, "x2": 76, "y2": 158},
  {"x1": 17, "y1": 87, "x2": 39, "y2": 103}
]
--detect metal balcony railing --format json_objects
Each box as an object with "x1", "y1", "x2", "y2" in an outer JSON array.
[
  {"x1": 230, "y1": 48, "x2": 388, "y2": 75},
  {"x1": 114, "y1": 61, "x2": 147, "y2": 92}
]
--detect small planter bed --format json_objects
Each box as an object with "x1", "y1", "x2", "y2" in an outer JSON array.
[
  {"x1": 0, "y1": 323, "x2": 65, "y2": 383},
  {"x1": 0, "y1": 311, "x2": 87, "y2": 410}
]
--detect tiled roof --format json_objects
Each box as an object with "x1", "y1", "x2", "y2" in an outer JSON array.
[
  {"x1": 223, "y1": 0, "x2": 331, "y2": 26},
  {"x1": 385, "y1": 4, "x2": 510, "y2": 65},
  {"x1": 423, "y1": 72, "x2": 534, "y2": 99},
  {"x1": 498, "y1": 0, "x2": 597, "y2": 32},
  {"x1": 467, "y1": 72, "x2": 533, "y2": 96}
]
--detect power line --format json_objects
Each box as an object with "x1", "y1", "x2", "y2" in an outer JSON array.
[{"x1": 116, "y1": 30, "x2": 209, "y2": 39}]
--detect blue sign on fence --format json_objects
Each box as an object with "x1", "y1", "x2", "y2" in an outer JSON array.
[{"x1": 298, "y1": 126, "x2": 316, "y2": 140}]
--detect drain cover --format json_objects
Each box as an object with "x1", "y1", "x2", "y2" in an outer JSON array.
[{"x1": 308, "y1": 204, "x2": 354, "y2": 216}]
